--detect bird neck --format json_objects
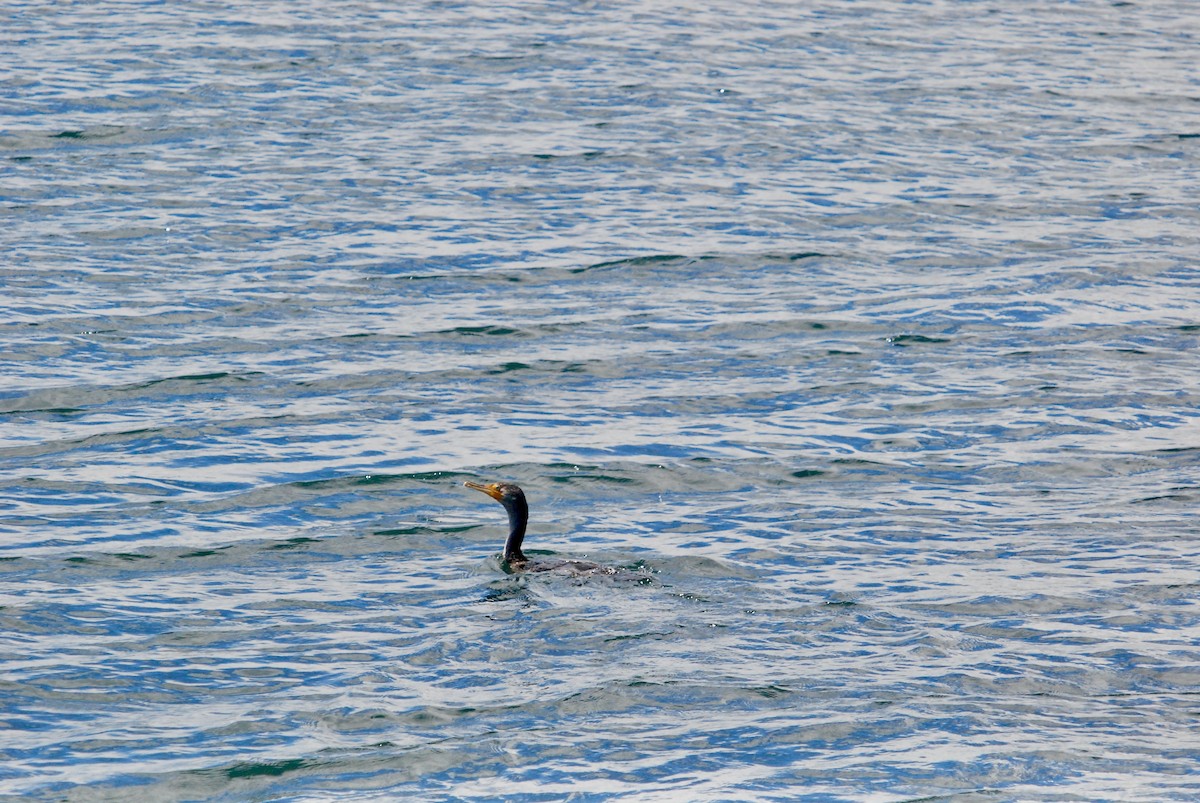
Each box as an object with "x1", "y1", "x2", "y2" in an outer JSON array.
[{"x1": 503, "y1": 496, "x2": 528, "y2": 564}]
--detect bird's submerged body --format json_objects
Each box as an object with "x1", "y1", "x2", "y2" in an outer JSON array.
[
  {"x1": 510, "y1": 556, "x2": 614, "y2": 576},
  {"x1": 463, "y1": 480, "x2": 620, "y2": 576}
]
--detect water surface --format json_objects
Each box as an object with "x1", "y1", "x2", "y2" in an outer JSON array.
[{"x1": 3, "y1": 1, "x2": 1200, "y2": 800}]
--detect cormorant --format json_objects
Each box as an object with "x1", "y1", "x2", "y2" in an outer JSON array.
[{"x1": 463, "y1": 480, "x2": 609, "y2": 574}]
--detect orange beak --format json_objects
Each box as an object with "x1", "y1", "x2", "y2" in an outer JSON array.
[{"x1": 464, "y1": 480, "x2": 504, "y2": 501}]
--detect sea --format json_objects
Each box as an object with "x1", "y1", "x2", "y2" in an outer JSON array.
[{"x1": 3, "y1": 1, "x2": 1200, "y2": 800}]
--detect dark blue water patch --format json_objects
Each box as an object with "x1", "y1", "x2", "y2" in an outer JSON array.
[
  {"x1": 3, "y1": 481, "x2": 138, "y2": 509},
  {"x1": 946, "y1": 300, "x2": 1066, "y2": 325},
  {"x1": 884, "y1": 333, "x2": 953, "y2": 347}
]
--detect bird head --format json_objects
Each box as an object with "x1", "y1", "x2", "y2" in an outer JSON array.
[{"x1": 464, "y1": 480, "x2": 526, "y2": 508}]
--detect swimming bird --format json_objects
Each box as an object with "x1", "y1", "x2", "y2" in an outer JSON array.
[{"x1": 463, "y1": 480, "x2": 608, "y2": 574}]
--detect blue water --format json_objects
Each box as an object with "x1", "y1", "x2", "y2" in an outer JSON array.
[{"x1": 3, "y1": 1, "x2": 1200, "y2": 800}]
